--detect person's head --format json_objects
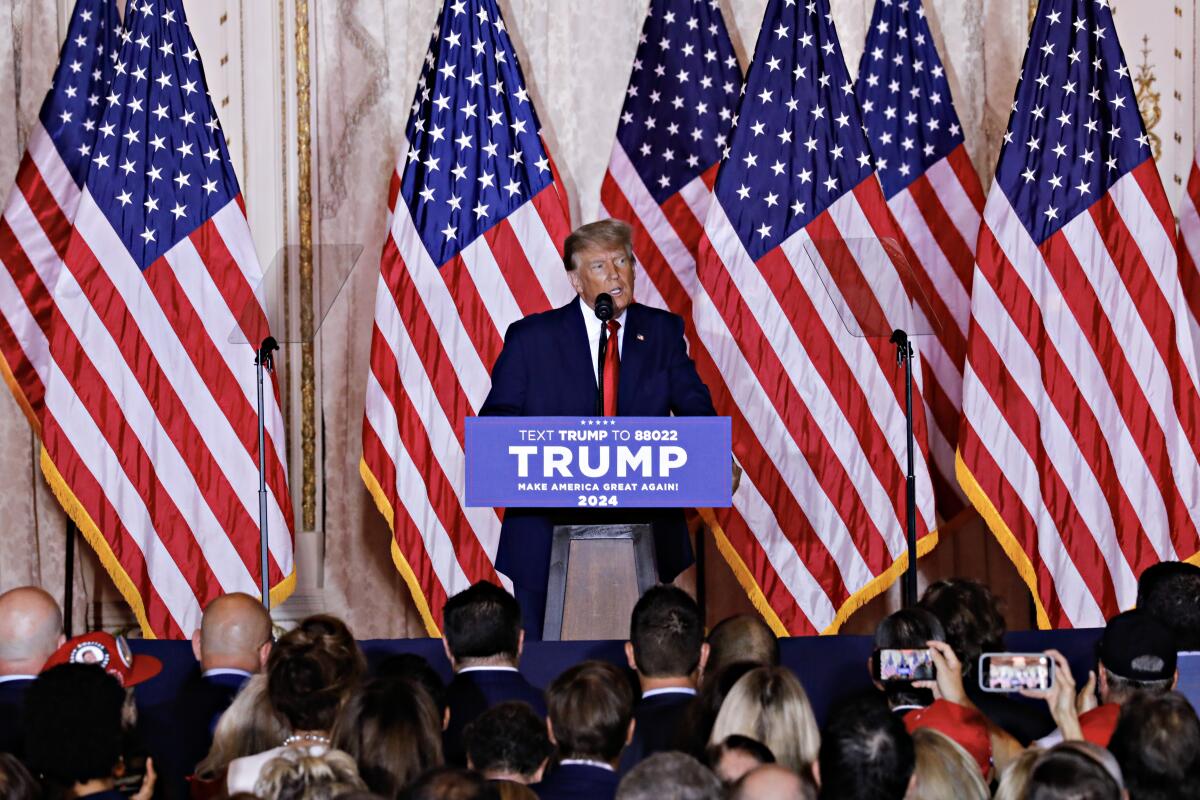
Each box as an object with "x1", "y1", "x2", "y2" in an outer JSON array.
[
  {"x1": 268, "y1": 615, "x2": 366, "y2": 733},
  {"x1": 706, "y1": 735, "x2": 776, "y2": 784},
  {"x1": 616, "y1": 752, "x2": 724, "y2": 800},
  {"x1": 871, "y1": 608, "x2": 946, "y2": 708},
  {"x1": 332, "y1": 676, "x2": 443, "y2": 799},
  {"x1": 23, "y1": 664, "x2": 126, "y2": 793},
  {"x1": 254, "y1": 747, "x2": 365, "y2": 800},
  {"x1": 376, "y1": 653, "x2": 448, "y2": 724},
  {"x1": 192, "y1": 592, "x2": 274, "y2": 673},
  {"x1": 992, "y1": 748, "x2": 1040, "y2": 800},
  {"x1": 545, "y1": 660, "x2": 635, "y2": 765},
  {"x1": 918, "y1": 579, "x2": 1005, "y2": 677},
  {"x1": 817, "y1": 693, "x2": 915, "y2": 800},
  {"x1": 626, "y1": 585, "x2": 707, "y2": 685},
  {"x1": 403, "y1": 767, "x2": 500, "y2": 800},
  {"x1": 196, "y1": 673, "x2": 291, "y2": 779},
  {"x1": 1108, "y1": 690, "x2": 1200, "y2": 800},
  {"x1": 442, "y1": 581, "x2": 523, "y2": 669},
  {"x1": 0, "y1": 586, "x2": 64, "y2": 676},
  {"x1": 731, "y1": 765, "x2": 816, "y2": 800},
  {"x1": 1138, "y1": 561, "x2": 1200, "y2": 651},
  {"x1": 0, "y1": 753, "x2": 39, "y2": 800},
  {"x1": 463, "y1": 701, "x2": 553, "y2": 784},
  {"x1": 681, "y1": 660, "x2": 761, "y2": 760},
  {"x1": 908, "y1": 728, "x2": 988, "y2": 800},
  {"x1": 708, "y1": 666, "x2": 819, "y2": 776},
  {"x1": 705, "y1": 614, "x2": 779, "y2": 682},
  {"x1": 1026, "y1": 742, "x2": 1124, "y2": 800},
  {"x1": 563, "y1": 219, "x2": 635, "y2": 317},
  {"x1": 1098, "y1": 609, "x2": 1178, "y2": 705}
]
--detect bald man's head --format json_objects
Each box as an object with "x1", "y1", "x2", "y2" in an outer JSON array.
[
  {"x1": 731, "y1": 765, "x2": 814, "y2": 800},
  {"x1": 0, "y1": 586, "x2": 64, "y2": 675},
  {"x1": 192, "y1": 593, "x2": 273, "y2": 673}
]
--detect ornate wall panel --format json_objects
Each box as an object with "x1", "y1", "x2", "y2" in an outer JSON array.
[{"x1": 2, "y1": 0, "x2": 1198, "y2": 637}]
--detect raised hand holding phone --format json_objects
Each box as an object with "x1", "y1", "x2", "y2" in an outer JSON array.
[
  {"x1": 914, "y1": 640, "x2": 967, "y2": 706},
  {"x1": 1020, "y1": 649, "x2": 1082, "y2": 741}
]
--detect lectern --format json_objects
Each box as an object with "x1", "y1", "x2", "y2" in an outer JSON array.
[{"x1": 465, "y1": 415, "x2": 732, "y2": 639}]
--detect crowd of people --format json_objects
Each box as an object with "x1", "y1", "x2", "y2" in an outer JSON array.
[{"x1": 0, "y1": 561, "x2": 1199, "y2": 800}]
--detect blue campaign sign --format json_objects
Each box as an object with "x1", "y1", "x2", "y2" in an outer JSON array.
[{"x1": 465, "y1": 416, "x2": 732, "y2": 509}]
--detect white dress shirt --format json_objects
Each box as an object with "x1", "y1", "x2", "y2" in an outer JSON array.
[{"x1": 580, "y1": 301, "x2": 626, "y2": 384}]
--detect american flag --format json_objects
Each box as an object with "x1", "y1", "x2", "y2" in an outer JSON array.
[
  {"x1": 856, "y1": 0, "x2": 985, "y2": 517},
  {"x1": 1174, "y1": 143, "x2": 1200, "y2": 357},
  {"x1": 28, "y1": 0, "x2": 295, "y2": 638},
  {"x1": 958, "y1": 0, "x2": 1200, "y2": 627},
  {"x1": 360, "y1": 0, "x2": 573, "y2": 634},
  {"x1": 0, "y1": 0, "x2": 119, "y2": 431},
  {"x1": 694, "y1": 0, "x2": 937, "y2": 634}
]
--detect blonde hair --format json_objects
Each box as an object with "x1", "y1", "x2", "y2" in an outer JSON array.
[
  {"x1": 909, "y1": 728, "x2": 989, "y2": 800},
  {"x1": 707, "y1": 666, "x2": 819, "y2": 774},
  {"x1": 196, "y1": 674, "x2": 290, "y2": 779},
  {"x1": 993, "y1": 747, "x2": 1040, "y2": 800},
  {"x1": 254, "y1": 747, "x2": 365, "y2": 800},
  {"x1": 562, "y1": 219, "x2": 633, "y2": 271}
]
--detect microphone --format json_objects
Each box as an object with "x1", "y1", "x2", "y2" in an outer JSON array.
[{"x1": 594, "y1": 293, "x2": 615, "y2": 321}]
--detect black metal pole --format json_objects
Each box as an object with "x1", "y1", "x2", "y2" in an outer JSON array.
[
  {"x1": 596, "y1": 325, "x2": 609, "y2": 416},
  {"x1": 890, "y1": 330, "x2": 919, "y2": 608},
  {"x1": 64, "y1": 520, "x2": 77, "y2": 638},
  {"x1": 255, "y1": 337, "x2": 278, "y2": 610}
]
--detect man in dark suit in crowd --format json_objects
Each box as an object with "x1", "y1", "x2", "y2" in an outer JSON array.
[
  {"x1": 536, "y1": 661, "x2": 633, "y2": 800},
  {"x1": 442, "y1": 581, "x2": 546, "y2": 766},
  {"x1": 153, "y1": 592, "x2": 273, "y2": 797},
  {"x1": 0, "y1": 586, "x2": 64, "y2": 755},
  {"x1": 480, "y1": 219, "x2": 717, "y2": 638},
  {"x1": 620, "y1": 585, "x2": 707, "y2": 770}
]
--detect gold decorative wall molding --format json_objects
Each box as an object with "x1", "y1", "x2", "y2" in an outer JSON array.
[
  {"x1": 1135, "y1": 34, "x2": 1164, "y2": 161},
  {"x1": 295, "y1": 0, "x2": 317, "y2": 531}
]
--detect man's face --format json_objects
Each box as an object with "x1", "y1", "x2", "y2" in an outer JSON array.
[{"x1": 568, "y1": 243, "x2": 635, "y2": 317}]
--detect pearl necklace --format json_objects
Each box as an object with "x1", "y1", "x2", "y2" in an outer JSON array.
[{"x1": 283, "y1": 733, "x2": 331, "y2": 746}]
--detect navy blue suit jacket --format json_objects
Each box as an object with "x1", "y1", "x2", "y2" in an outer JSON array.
[
  {"x1": 444, "y1": 669, "x2": 546, "y2": 766},
  {"x1": 0, "y1": 678, "x2": 33, "y2": 755},
  {"x1": 480, "y1": 299, "x2": 716, "y2": 627},
  {"x1": 619, "y1": 690, "x2": 695, "y2": 772},
  {"x1": 534, "y1": 763, "x2": 621, "y2": 800}
]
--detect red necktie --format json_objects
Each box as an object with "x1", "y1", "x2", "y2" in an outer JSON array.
[{"x1": 603, "y1": 320, "x2": 620, "y2": 417}]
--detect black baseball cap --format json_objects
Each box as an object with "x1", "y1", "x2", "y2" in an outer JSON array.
[{"x1": 1099, "y1": 609, "x2": 1177, "y2": 681}]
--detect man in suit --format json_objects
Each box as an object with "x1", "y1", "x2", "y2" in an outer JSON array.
[
  {"x1": 536, "y1": 661, "x2": 633, "y2": 800},
  {"x1": 620, "y1": 586, "x2": 708, "y2": 771},
  {"x1": 153, "y1": 592, "x2": 272, "y2": 798},
  {"x1": 480, "y1": 218, "x2": 717, "y2": 637},
  {"x1": 442, "y1": 581, "x2": 546, "y2": 766},
  {"x1": 0, "y1": 586, "x2": 64, "y2": 755}
]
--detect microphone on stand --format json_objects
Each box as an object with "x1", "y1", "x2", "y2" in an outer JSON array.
[{"x1": 594, "y1": 293, "x2": 614, "y2": 415}]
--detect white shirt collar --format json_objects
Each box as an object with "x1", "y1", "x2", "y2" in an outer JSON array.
[
  {"x1": 559, "y1": 759, "x2": 615, "y2": 772},
  {"x1": 202, "y1": 668, "x2": 253, "y2": 679},
  {"x1": 0, "y1": 674, "x2": 36, "y2": 684},
  {"x1": 457, "y1": 665, "x2": 520, "y2": 674},
  {"x1": 579, "y1": 300, "x2": 626, "y2": 384},
  {"x1": 641, "y1": 687, "x2": 697, "y2": 699}
]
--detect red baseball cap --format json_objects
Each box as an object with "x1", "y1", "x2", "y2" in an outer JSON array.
[{"x1": 42, "y1": 632, "x2": 162, "y2": 687}]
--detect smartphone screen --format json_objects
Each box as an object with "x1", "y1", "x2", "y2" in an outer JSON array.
[
  {"x1": 979, "y1": 653, "x2": 1053, "y2": 692},
  {"x1": 877, "y1": 648, "x2": 935, "y2": 682}
]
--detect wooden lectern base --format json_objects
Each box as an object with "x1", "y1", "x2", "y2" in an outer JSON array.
[{"x1": 543, "y1": 524, "x2": 659, "y2": 641}]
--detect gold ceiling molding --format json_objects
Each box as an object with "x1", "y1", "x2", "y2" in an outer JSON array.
[{"x1": 295, "y1": 0, "x2": 317, "y2": 531}]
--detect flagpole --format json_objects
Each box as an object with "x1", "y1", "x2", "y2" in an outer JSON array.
[
  {"x1": 255, "y1": 337, "x2": 279, "y2": 610},
  {"x1": 891, "y1": 329, "x2": 918, "y2": 608}
]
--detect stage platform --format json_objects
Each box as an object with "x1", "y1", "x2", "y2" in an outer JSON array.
[{"x1": 129, "y1": 628, "x2": 1103, "y2": 726}]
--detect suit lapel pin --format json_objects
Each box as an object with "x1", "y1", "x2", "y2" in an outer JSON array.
[{"x1": 636, "y1": 333, "x2": 645, "y2": 341}]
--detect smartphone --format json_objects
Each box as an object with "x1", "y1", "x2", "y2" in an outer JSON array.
[
  {"x1": 978, "y1": 653, "x2": 1053, "y2": 693},
  {"x1": 875, "y1": 648, "x2": 935, "y2": 682}
]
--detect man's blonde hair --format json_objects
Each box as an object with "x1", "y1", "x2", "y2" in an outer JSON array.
[{"x1": 563, "y1": 219, "x2": 633, "y2": 271}]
